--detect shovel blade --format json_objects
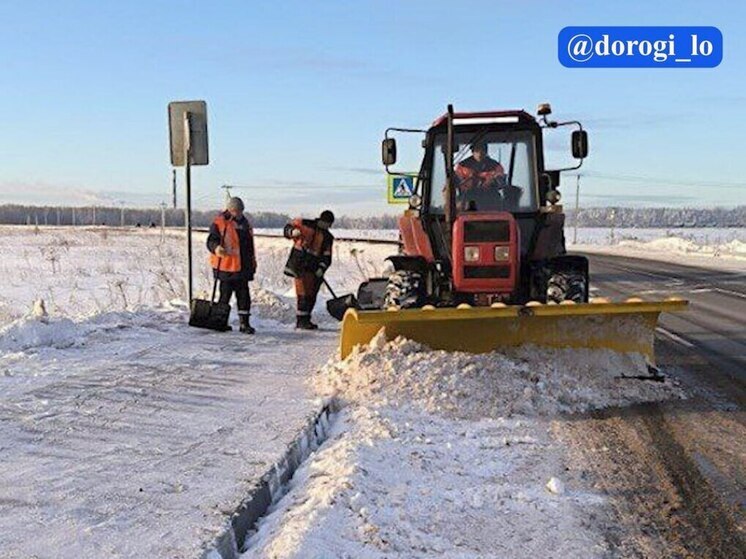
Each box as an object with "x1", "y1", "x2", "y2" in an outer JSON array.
[{"x1": 327, "y1": 294, "x2": 357, "y2": 321}]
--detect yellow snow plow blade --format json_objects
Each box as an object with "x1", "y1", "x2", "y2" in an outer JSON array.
[{"x1": 340, "y1": 299, "x2": 688, "y2": 364}]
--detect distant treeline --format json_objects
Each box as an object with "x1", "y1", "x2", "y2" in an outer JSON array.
[
  {"x1": 565, "y1": 206, "x2": 745, "y2": 228},
  {"x1": 0, "y1": 204, "x2": 742, "y2": 229},
  {"x1": 0, "y1": 204, "x2": 289, "y2": 228}
]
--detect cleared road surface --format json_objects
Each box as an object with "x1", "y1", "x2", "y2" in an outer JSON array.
[
  {"x1": 587, "y1": 252, "x2": 745, "y2": 389},
  {"x1": 581, "y1": 252, "x2": 745, "y2": 558}
]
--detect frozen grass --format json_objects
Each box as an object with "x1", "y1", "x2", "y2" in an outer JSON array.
[{"x1": 0, "y1": 225, "x2": 395, "y2": 329}]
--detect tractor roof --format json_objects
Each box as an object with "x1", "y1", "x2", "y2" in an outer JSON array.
[{"x1": 430, "y1": 110, "x2": 536, "y2": 128}]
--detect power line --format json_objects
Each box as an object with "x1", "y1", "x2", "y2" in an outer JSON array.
[{"x1": 582, "y1": 171, "x2": 745, "y2": 189}]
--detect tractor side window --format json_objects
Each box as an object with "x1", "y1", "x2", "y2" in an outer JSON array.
[
  {"x1": 429, "y1": 144, "x2": 448, "y2": 213},
  {"x1": 510, "y1": 141, "x2": 536, "y2": 212}
]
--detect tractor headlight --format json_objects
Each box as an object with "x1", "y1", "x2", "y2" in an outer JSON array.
[
  {"x1": 464, "y1": 246, "x2": 480, "y2": 262},
  {"x1": 494, "y1": 246, "x2": 510, "y2": 261}
]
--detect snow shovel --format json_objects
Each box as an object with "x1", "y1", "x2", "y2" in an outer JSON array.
[
  {"x1": 189, "y1": 253, "x2": 231, "y2": 331},
  {"x1": 322, "y1": 278, "x2": 357, "y2": 321}
]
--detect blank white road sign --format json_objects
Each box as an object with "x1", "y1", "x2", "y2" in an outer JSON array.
[{"x1": 168, "y1": 100, "x2": 209, "y2": 166}]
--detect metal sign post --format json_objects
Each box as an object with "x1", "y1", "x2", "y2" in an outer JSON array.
[
  {"x1": 168, "y1": 100, "x2": 209, "y2": 307},
  {"x1": 183, "y1": 111, "x2": 194, "y2": 304}
]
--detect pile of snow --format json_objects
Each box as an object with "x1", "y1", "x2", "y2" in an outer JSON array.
[
  {"x1": 250, "y1": 285, "x2": 296, "y2": 323},
  {"x1": 245, "y1": 332, "x2": 685, "y2": 558},
  {"x1": 315, "y1": 331, "x2": 683, "y2": 418},
  {"x1": 244, "y1": 405, "x2": 609, "y2": 559},
  {"x1": 0, "y1": 315, "x2": 82, "y2": 352}
]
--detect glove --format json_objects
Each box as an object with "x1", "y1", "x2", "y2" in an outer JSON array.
[
  {"x1": 291, "y1": 228, "x2": 302, "y2": 238},
  {"x1": 214, "y1": 246, "x2": 227, "y2": 257},
  {"x1": 315, "y1": 266, "x2": 326, "y2": 278}
]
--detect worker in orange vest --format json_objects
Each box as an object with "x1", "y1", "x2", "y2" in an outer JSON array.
[
  {"x1": 206, "y1": 197, "x2": 257, "y2": 334},
  {"x1": 283, "y1": 210, "x2": 334, "y2": 330}
]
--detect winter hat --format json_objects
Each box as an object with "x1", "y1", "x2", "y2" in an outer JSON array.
[
  {"x1": 227, "y1": 197, "x2": 245, "y2": 212},
  {"x1": 319, "y1": 210, "x2": 335, "y2": 225}
]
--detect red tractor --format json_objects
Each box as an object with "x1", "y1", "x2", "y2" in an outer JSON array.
[
  {"x1": 359, "y1": 103, "x2": 590, "y2": 310},
  {"x1": 336, "y1": 104, "x2": 686, "y2": 362}
]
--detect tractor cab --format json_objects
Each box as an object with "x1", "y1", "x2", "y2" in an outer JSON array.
[
  {"x1": 380, "y1": 104, "x2": 588, "y2": 306},
  {"x1": 426, "y1": 110, "x2": 542, "y2": 216}
]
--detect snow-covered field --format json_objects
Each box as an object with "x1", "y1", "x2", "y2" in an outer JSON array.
[
  {"x1": 568, "y1": 227, "x2": 746, "y2": 270},
  {"x1": 0, "y1": 225, "x2": 694, "y2": 558}
]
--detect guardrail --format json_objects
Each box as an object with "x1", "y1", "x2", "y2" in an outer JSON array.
[{"x1": 193, "y1": 228, "x2": 401, "y2": 246}]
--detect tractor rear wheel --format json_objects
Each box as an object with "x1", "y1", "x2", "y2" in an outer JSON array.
[
  {"x1": 383, "y1": 270, "x2": 425, "y2": 309},
  {"x1": 546, "y1": 269, "x2": 587, "y2": 303}
]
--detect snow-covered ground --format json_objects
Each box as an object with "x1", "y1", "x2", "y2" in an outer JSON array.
[
  {"x1": 0, "y1": 225, "x2": 392, "y2": 558},
  {"x1": 242, "y1": 333, "x2": 683, "y2": 558},
  {"x1": 0, "y1": 225, "x2": 697, "y2": 558}
]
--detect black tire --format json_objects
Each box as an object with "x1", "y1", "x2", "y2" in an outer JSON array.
[
  {"x1": 383, "y1": 270, "x2": 424, "y2": 309},
  {"x1": 546, "y1": 269, "x2": 587, "y2": 303}
]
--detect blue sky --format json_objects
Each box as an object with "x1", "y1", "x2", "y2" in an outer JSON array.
[{"x1": 0, "y1": 0, "x2": 744, "y2": 215}]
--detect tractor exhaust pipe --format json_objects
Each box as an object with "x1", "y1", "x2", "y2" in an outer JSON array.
[{"x1": 444, "y1": 104, "x2": 456, "y2": 228}]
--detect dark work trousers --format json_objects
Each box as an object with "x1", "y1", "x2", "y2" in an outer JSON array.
[
  {"x1": 294, "y1": 272, "x2": 322, "y2": 317},
  {"x1": 219, "y1": 278, "x2": 251, "y2": 317}
]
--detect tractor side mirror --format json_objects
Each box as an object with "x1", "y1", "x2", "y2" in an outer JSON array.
[
  {"x1": 571, "y1": 130, "x2": 588, "y2": 159},
  {"x1": 382, "y1": 138, "x2": 397, "y2": 166}
]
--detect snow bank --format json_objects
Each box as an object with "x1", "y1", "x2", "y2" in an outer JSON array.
[
  {"x1": 0, "y1": 315, "x2": 82, "y2": 352},
  {"x1": 315, "y1": 331, "x2": 683, "y2": 418},
  {"x1": 244, "y1": 406, "x2": 609, "y2": 559},
  {"x1": 572, "y1": 228, "x2": 746, "y2": 270},
  {"x1": 244, "y1": 333, "x2": 684, "y2": 558},
  {"x1": 618, "y1": 236, "x2": 746, "y2": 259}
]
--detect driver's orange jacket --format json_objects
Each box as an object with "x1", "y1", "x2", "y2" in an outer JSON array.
[{"x1": 455, "y1": 156, "x2": 505, "y2": 190}]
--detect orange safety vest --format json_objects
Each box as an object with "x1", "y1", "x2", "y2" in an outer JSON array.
[
  {"x1": 291, "y1": 218, "x2": 330, "y2": 258},
  {"x1": 209, "y1": 214, "x2": 242, "y2": 273}
]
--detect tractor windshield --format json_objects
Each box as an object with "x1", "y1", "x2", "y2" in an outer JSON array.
[{"x1": 429, "y1": 130, "x2": 538, "y2": 214}]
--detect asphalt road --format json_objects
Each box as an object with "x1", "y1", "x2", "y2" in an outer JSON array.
[{"x1": 585, "y1": 253, "x2": 746, "y2": 387}]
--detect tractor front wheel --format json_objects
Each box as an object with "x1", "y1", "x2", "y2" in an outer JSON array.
[
  {"x1": 383, "y1": 270, "x2": 425, "y2": 309},
  {"x1": 546, "y1": 269, "x2": 588, "y2": 303}
]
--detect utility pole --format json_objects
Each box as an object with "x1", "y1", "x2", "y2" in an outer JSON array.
[
  {"x1": 92, "y1": 206, "x2": 97, "y2": 226},
  {"x1": 172, "y1": 169, "x2": 177, "y2": 208},
  {"x1": 221, "y1": 184, "x2": 232, "y2": 205},
  {"x1": 56, "y1": 207, "x2": 61, "y2": 226},
  {"x1": 160, "y1": 202, "x2": 167, "y2": 242},
  {"x1": 72, "y1": 207, "x2": 76, "y2": 226},
  {"x1": 573, "y1": 174, "x2": 581, "y2": 245}
]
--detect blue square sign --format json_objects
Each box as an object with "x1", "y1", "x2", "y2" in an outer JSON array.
[{"x1": 387, "y1": 174, "x2": 416, "y2": 204}]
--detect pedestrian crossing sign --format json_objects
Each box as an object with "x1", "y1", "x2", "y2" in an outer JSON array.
[{"x1": 387, "y1": 174, "x2": 417, "y2": 204}]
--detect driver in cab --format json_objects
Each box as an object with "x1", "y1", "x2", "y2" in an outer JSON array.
[{"x1": 455, "y1": 143, "x2": 505, "y2": 190}]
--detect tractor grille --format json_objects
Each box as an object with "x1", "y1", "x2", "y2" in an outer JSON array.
[
  {"x1": 463, "y1": 221, "x2": 511, "y2": 243},
  {"x1": 464, "y1": 266, "x2": 511, "y2": 279}
]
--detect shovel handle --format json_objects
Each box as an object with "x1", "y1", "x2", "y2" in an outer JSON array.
[{"x1": 321, "y1": 277, "x2": 337, "y2": 299}]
